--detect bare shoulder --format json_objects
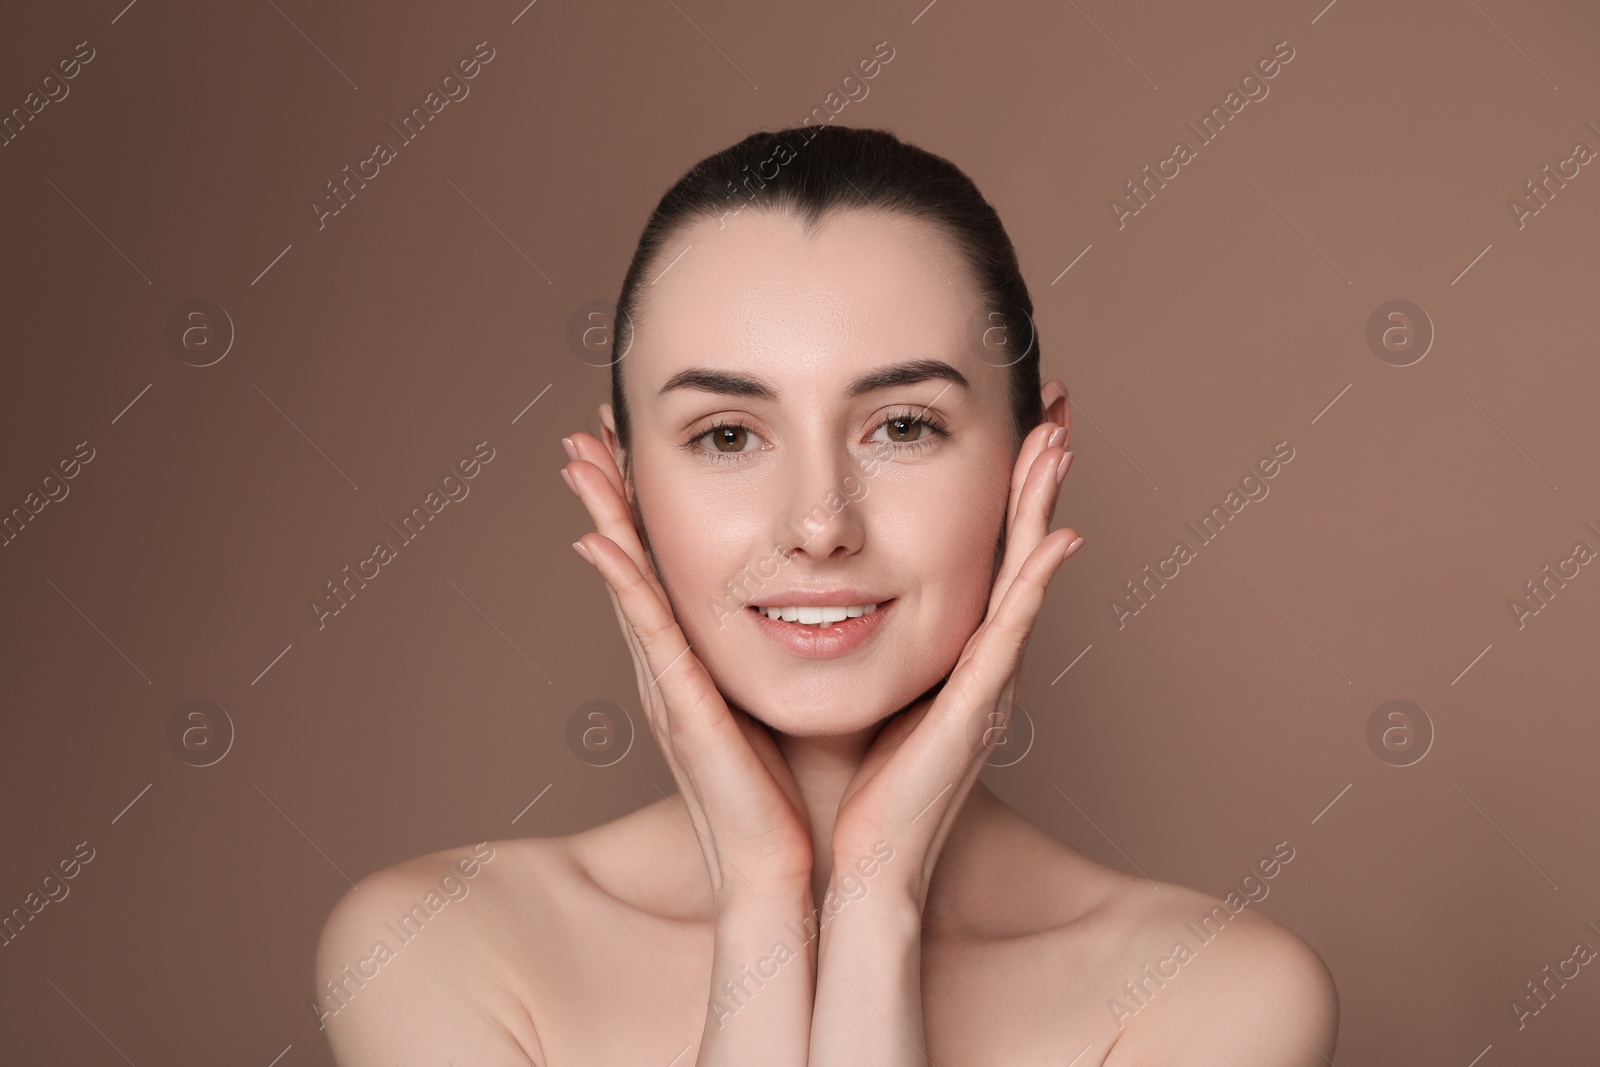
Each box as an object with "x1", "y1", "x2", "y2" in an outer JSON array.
[
  {"x1": 953, "y1": 797, "x2": 1335, "y2": 1064},
  {"x1": 313, "y1": 836, "x2": 559, "y2": 1066},
  {"x1": 1095, "y1": 875, "x2": 1339, "y2": 1066},
  {"x1": 312, "y1": 801, "x2": 710, "y2": 1066}
]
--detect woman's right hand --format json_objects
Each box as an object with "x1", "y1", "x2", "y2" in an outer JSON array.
[{"x1": 560, "y1": 432, "x2": 814, "y2": 905}]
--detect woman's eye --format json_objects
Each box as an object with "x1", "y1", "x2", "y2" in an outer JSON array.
[
  {"x1": 700, "y1": 424, "x2": 761, "y2": 454},
  {"x1": 874, "y1": 416, "x2": 932, "y2": 443}
]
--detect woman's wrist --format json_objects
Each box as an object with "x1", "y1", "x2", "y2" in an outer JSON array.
[
  {"x1": 808, "y1": 875, "x2": 927, "y2": 1066},
  {"x1": 701, "y1": 884, "x2": 817, "y2": 1066},
  {"x1": 816, "y1": 877, "x2": 922, "y2": 942},
  {"x1": 714, "y1": 878, "x2": 815, "y2": 920},
  {"x1": 825, "y1": 842, "x2": 921, "y2": 920}
]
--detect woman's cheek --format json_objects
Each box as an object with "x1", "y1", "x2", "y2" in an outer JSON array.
[
  {"x1": 878, "y1": 487, "x2": 993, "y2": 634},
  {"x1": 642, "y1": 483, "x2": 766, "y2": 635}
]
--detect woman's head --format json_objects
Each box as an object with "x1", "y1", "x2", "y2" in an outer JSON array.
[{"x1": 598, "y1": 124, "x2": 1068, "y2": 737}]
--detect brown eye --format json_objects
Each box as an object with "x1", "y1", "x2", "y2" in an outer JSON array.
[
  {"x1": 882, "y1": 416, "x2": 926, "y2": 443},
  {"x1": 708, "y1": 425, "x2": 752, "y2": 452}
]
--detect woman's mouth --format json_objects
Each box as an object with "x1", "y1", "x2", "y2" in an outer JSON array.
[
  {"x1": 746, "y1": 599, "x2": 896, "y2": 658},
  {"x1": 751, "y1": 602, "x2": 880, "y2": 626}
]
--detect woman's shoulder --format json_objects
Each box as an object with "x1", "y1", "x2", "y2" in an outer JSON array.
[
  {"x1": 957, "y1": 796, "x2": 1336, "y2": 1063},
  {"x1": 312, "y1": 836, "x2": 562, "y2": 1064},
  {"x1": 317, "y1": 795, "x2": 708, "y2": 942},
  {"x1": 317, "y1": 834, "x2": 562, "y2": 946},
  {"x1": 1093, "y1": 877, "x2": 1339, "y2": 1065},
  {"x1": 1044, "y1": 849, "x2": 1338, "y2": 1065},
  {"x1": 312, "y1": 802, "x2": 702, "y2": 1065}
]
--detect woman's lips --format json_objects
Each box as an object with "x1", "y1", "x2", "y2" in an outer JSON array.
[{"x1": 747, "y1": 599, "x2": 896, "y2": 659}]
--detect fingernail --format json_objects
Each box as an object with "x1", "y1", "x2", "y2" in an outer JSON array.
[
  {"x1": 1046, "y1": 425, "x2": 1067, "y2": 449},
  {"x1": 1055, "y1": 450, "x2": 1073, "y2": 485},
  {"x1": 560, "y1": 468, "x2": 577, "y2": 494},
  {"x1": 571, "y1": 540, "x2": 595, "y2": 565},
  {"x1": 561, "y1": 437, "x2": 577, "y2": 460},
  {"x1": 1064, "y1": 534, "x2": 1084, "y2": 557}
]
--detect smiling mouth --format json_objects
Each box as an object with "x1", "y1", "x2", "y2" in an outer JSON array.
[{"x1": 749, "y1": 602, "x2": 881, "y2": 627}]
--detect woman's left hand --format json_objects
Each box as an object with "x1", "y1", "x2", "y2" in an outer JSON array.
[{"x1": 829, "y1": 420, "x2": 1082, "y2": 910}]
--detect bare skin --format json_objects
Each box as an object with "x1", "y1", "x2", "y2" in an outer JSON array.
[
  {"x1": 315, "y1": 208, "x2": 1338, "y2": 1065},
  {"x1": 315, "y1": 796, "x2": 1336, "y2": 1064}
]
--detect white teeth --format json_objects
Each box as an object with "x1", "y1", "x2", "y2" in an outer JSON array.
[{"x1": 757, "y1": 603, "x2": 879, "y2": 625}]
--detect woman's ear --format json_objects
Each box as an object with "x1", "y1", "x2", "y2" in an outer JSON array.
[{"x1": 1040, "y1": 379, "x2": 1070, "y2": 443}]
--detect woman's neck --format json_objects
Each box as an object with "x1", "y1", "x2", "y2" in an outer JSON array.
[
  {"x1": 771, "y1": 722, "x2": 1003, "y2": 911},
  {"x1": 773, "y1": 724, "x2": 875, "y2": 903}
]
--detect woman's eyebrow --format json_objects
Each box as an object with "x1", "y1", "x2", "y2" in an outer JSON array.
[
  {"x1": 658, "y1": 368, "x2": 778, "y2": 400},
  {"x1": 657, "y1": 359, "x2": 968, "y2": 400},
  {"x1": 844, "y1": 359, "x2": 968, "y2": 398}
]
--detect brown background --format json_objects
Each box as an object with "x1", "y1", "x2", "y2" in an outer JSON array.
[{"x1": 3, "y1": 0, "x2": 1598, "y2": 1063}]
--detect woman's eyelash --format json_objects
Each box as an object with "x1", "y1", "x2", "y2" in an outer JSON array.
[
  {"x1": 687, "y1": 409, "x2": 951, "y2": 465},
  {"x1": 874, "y1": 409, "x2": 951, "y2": 447},
  {"x1": 690, "y1": 423, "x2": 758, "y2": 464}
]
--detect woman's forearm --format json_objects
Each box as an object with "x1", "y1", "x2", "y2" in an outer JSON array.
[
  {"x1": 807, "y1": 881, "x2": 926, "y2": 1066},
  {"x1": 696, "y1": 887, "x2": 816, "y2": 1067}
]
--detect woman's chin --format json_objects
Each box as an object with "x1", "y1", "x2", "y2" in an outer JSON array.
[
  {"x1": 726, "y1": 681, "x2": 934, "y2": 739},
  {"x1": 728, "y1": 694, "x2": 902, "y2": 740},
  {"x1": 760, "y1": 709, "x2": 895, "y2": 739}
]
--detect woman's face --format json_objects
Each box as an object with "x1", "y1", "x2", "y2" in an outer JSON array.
[{"x1": 604, "y1": 207, "x2": 1035, "y2": 737}]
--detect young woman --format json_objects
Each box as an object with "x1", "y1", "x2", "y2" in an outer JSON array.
[{"x1": 316, "y1": 125, "x2": 1338, "y2": 1065}]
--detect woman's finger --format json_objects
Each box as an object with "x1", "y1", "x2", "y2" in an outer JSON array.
[
  {"x1": 574, "y1": 531, "x2": 746, "y2": 748},
  {"x1": 951, "y1": 528, "x2": 1081, "y2": 717},
  {"x1": 911, "y1": 528, "x2": 1081, "y2": 778},
  {"x1": 862, "y1": 528, "x2": 1081, "y2": 832},
  {"x1": 987, "y1": 437, "x2": 1070, "y2": 622},
  {"x1": 1005, "y1": 422, "x2": 1063, "y2": 534},
  {"x1": 562, "y1": 431, "x2": 627, "y2": 505},
  {"x1": 575, "y1": 531, "x2": 814, "y2": 891},
  {"x1": 564, "y1": 458, "x2": 665, "y2": 598}
]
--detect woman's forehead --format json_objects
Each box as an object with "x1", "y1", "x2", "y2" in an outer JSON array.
[{"x1": 635, "y1": 209, "x2": 984, "y2": 366}]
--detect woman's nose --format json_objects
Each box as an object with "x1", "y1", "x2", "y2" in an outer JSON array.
[{"x1": 773, "y1": 448, "x2": 866, "y2": 561}]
